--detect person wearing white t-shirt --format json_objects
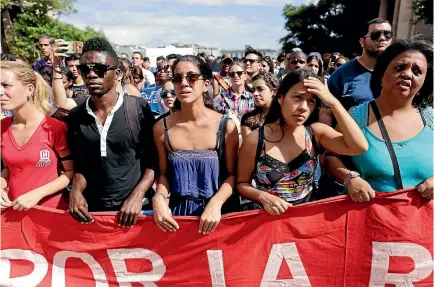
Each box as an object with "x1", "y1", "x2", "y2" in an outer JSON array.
[{"x1": 132, "y1": 52, "x2": 155, "y2": 87}]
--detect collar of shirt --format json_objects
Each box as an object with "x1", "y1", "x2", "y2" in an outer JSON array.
[{"x1": 85, "y1": 94, "x2": 124, "y2": 157}]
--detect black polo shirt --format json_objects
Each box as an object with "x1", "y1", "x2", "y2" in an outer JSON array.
[{"x1": 67, "y1": 95, "x2": 156, "y2": 211}]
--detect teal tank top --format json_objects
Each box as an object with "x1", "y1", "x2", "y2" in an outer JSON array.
[{"x1": 350, "y1": 102, "x2": 433, "y2": 192}]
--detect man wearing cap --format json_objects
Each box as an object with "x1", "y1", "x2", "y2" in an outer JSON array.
[{"x1": 212, "y1": 53, "x2": 233, "y2": 96}]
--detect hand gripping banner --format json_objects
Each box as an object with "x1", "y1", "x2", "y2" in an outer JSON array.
[{"x1": 1, "y1": 190, "x2": 432, "y2": 286}]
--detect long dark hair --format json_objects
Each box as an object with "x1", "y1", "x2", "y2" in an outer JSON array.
[
  {"x1": 264, "y1": 69, "x2": 322, "y2": 140},
  {"x1": 172, "y1": 55, "x2": 215, "y2": 110},
  {"x1": 307, "y1": 55, "x2": 324, "y2": 76},
  {"x1": 371, "y1": 38, "x2": 433, "y2": 108}
]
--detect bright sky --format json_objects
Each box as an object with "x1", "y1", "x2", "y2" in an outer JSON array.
[{"x1": 60, "y1": 0, "x2": 315, "y2": 51}]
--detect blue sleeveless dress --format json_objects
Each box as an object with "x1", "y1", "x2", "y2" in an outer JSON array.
[{"x1": 163, "y1": 116, "x2": 226, "y2": 216}]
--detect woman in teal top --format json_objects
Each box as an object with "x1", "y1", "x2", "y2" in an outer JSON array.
[{"x1": 326, "y1": 38, "x2": 433, "y2": 201}]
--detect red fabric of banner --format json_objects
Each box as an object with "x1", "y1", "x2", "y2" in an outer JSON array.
[{"x1": 1, "y1": 190, "x2": 432, "y2": 287}]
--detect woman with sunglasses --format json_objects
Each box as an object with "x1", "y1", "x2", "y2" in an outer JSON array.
[
  {"x1": 1, "y1": 61, "x2": 74, "y2": 211},
  {"x1": 214, "y1": 62, "x2": 254, "y2": 120},
  {"x1": 237, "y1": 69, "x2": 368, "y2": 214},
  {"x1": 241, "y1": 72, "x2": 278, "y2": 140},
  {"x1": 152, "y1": 55, "x2": 239, "y2": 235},
  {"x1": 156, "y1": 80, "x2": 176, "y2": 121},
  {"x1": 155, "y1": 63, "x2": 170, "y2": 87},
  {"x1": 116, "y1": 58, "x2": 141, "y2": 97},
  {"x1": 332, "y1": 57, "x2": 349, "y2": 73},
  {"x1": 325, "y1": 39, "x2": 433, "y2": 201}
]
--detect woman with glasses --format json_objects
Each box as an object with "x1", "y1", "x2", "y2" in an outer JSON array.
[
  {"x1": 332, "y1": 57, "x2": 349, "y2": 72},
  {"x1": 156, "y1": 80, "x2": 176, "y2": 121},
  {"x1": 155, "y1": 63, "x2": 170, "y2": 87},
  {"x1": 117, "y1": 58, "x2": 141, "y2": 97},
  {"x1": 152, "y1": 55, "x2": 239, "y2": 235},
  {"x1": 214, "y1": 61, "x2": 255, "y2": 121}
]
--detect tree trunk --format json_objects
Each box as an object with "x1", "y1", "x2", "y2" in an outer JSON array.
[{"x1": 1, "y1": 8, "x2": 14, "y2": 54}]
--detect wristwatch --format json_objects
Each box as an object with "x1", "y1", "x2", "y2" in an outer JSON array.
[{"x1": 343, "y1": 171, "x2": 361, "y2": 189}]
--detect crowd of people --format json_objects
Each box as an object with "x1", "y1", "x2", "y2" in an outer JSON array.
[{"x1": 1, "y1": 17, "x2": 432, "y2": 235}]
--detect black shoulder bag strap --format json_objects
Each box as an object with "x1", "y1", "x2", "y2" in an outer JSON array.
[
  {"x1": 370, "y1": 101, "x2": 403, "y2": 189},
  {"x1": 124, "y1": 95, "x2": 142, "y2": 150}
]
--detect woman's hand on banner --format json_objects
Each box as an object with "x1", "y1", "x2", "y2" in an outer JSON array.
[
  {"x1": 347, "y1": 177, "x2": 376, "y2": 202},
  {"x1": 153, "y1": 194, "x2": 179, "y2": 232},
  {"x1": 11, "y1": 189, "x2": 44, "y2": 211},
  {"x1": 259, "y1": 193, "x2": 291, "y2": 215},
  {"x1": 417, "y1": 177, "x2": 433, "y2": 200},
  {"x1": 199, "y1": 200, "x2": 222, "y2": 235}
]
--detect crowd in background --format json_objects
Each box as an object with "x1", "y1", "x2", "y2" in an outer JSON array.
[{"x1": 1, "y1": 17, "x2": 432, "y2": 235}]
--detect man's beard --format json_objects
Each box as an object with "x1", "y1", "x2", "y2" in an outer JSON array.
[{"x1": 365, "y1": 46, "x2": 382, "y2": 58}]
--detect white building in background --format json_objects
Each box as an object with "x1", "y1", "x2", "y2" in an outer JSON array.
[{"x1": 113, "y1": 44, "x2": 217, "y2": 66}]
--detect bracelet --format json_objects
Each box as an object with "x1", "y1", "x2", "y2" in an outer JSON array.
[{"x1": 343, "y1": 171, "x2": 360, "y2": 189}]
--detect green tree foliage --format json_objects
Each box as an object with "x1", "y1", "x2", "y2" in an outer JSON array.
[
  {"x1": 3, "y1": 0, "x2": 105, "y2": 62},
  {"x1": 413, "y1": 0, "x2": 433, "y2": 24},
  {"x1": 280, "y1": 0, "x2": 380, "y2": 56}
]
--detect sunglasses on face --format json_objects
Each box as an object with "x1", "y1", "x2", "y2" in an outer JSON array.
[
  {"x1": 77, "y1": 63, "x2": 116, "y2": 78},
  {"x1": 290, "y1": 59, "x2": 306, "y2": 65},
  {"x1": 243, "y1": 58, "x2": 260, "y2": 64},
  {"x1": 229, "y1": 71, "x2": 244, "y2": 78},
  {"x1": 161, "y1": 89, "x2": 176, "y2": 98},
  {"x1": 157, "y1": 65, "x2": 170, "y2": 72},
  {"x1": 365, "y1": 30, "x2": 393, "y2": 41},
  {"x1": 171, "y1": 73, "x2": 203, "y2": 85},
  {"x1": 335, "y1": 63, "x2": 344, "y2": 68}
]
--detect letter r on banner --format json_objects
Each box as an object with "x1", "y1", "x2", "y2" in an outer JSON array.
[
  {"x1": 107, "y1": 248, "x2": 166, "y2": 287},
  {"x1": 369, "y1": 242, "x2": 434, "y2": 287},
  {"x1": 260, "y1": 243, "x2": 311, "y2": 287},
  {"x1": 0, "y1": 249, "x2": 48, "y2": 287}
]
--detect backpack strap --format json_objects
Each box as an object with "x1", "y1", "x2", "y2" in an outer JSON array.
[
  {"x1": 163, "y1": 117, "x2": 175, "y2": 152},
  {"x1": 255, "y1": 126, "x2": 265, "y2": 163},
  {"x1": 216, "y1": 115, "x2": 229, "y2": 156},
  {"x1": 124, "y1": 95, "x2": 142, "y2": 150},
  {"x1": 214, "y1": 74, "x2": 230, "y2": 92}
]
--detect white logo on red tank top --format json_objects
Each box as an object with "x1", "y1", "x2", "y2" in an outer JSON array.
[{"x1": 36, "y1": 149, "x2": 51, "y2": 167}]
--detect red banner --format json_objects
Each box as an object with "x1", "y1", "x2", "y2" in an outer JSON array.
[{"x1": 1, "y1": 190, "x2": 433, "y2": 287}]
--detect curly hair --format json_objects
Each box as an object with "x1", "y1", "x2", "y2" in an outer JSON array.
[
  {"x1": 252, "y1": 72, "x2": 279, "y2": 90},
  {"x1": 82, "y1": 38, "x2": 119, "y2": 66}
]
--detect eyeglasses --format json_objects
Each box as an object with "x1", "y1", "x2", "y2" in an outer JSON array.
[
  {"x1": 229, "y1": 71, "x2": 244, "y2": 78},
  {"x1": 161, "y1": 89, "x2": 176, "y2": 98},
  {"x1": 290, "y1": 59, "x2": 306, "y2": 65},
  {"x1": 77, "y1": 64, "x2": 116, "y2": 78},
  {"x1": 243, "y1": 58, "x2": 260, "y2": 65},
  {"x1": 365, "y1": 30, "x2": 393, "y2": 41},
  {"x1": 171, "y1": 73, "x2": 203, "y2": 85},
  {"x1": 335, "y1": 63, "x2": 344, "y2": 68},
  {"x1": 157, "y1": 65, "x2": 170, "y2": 72}
]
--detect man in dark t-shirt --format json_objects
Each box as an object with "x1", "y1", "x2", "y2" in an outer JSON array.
[
  {"x1": 67, "y1": 38, "x2": 156, "y2": 227},
  {"x1": 66, "y1": 55, "x2": 90, "y2": 98}
]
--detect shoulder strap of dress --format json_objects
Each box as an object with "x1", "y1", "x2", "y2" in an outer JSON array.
[{"x1": 163, "y1": 117, "x2": 174, "y2": 151}]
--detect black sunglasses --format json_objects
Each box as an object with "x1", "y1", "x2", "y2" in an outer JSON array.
[
  {"x1": 77, "y1": 64, "x2": 116, "y2": 78},
  {"x1": 243, "y1": 58, "x2": 260, "y2": 64},
  {"x1": 229, "y1": 71, "x2": 244, "y2": 78},
  {"x1": 171, "y1": 73, "x2": 203, "y2": 85},
  {"x1": 365, "y1": 30, "x2": 393, "y2": 41},
  {"x1": 161, "y1": 89, "x2": 175, "y2": 98},
  {"x1": 157, "y1": 65, "x2": 170, "y2": 72},
  {"x1": 335, "y1": 63, "x2": 344, "y2": 68}
]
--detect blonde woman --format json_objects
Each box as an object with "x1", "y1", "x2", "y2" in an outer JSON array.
[{"x1": 0, "y1": 61, "x2": 74, "y2": 211}]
